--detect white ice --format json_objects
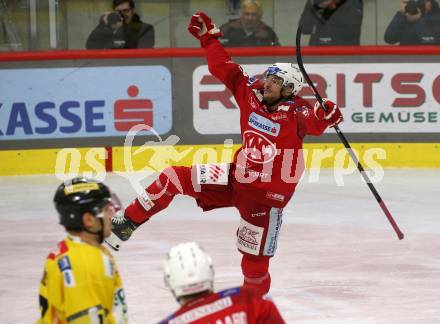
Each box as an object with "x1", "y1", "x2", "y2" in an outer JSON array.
[{"x1": 0, "y1": 169, "x2": 439, "y2": 323}]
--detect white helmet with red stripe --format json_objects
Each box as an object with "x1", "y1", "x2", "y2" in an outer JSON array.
[
  {"x1": 265, "y1": 63, "x2": 304, "y2": 95},
  {"x1": 164, "y1": 242, "x2": 214, "y2": 299}
]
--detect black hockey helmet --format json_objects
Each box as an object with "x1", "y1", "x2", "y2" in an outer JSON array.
[{"x1": 54, "y1": 177, "x2": 112, "y2": 231}]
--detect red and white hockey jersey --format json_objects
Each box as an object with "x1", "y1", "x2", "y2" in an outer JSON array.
[
  {"x1": 202, "y1": 37, "x2": 333, "y2": 208},
  {"x1": 159, "y1": 287, "x2": 285, "y2": 324}
]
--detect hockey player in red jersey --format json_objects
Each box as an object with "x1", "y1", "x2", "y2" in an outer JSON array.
[
  {"x1": 159, "y1": 242, "x2": 285, "y2": 323},
  {"x1": 106, "y1": 11, "x2": 343, "y2": 296}
]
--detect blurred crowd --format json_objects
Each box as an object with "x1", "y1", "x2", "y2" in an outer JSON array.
[
  {"x1": 85, "y1": 0, "x2": 439, "y2": 49},
  {"x1": 1, "y1": 0, "x2": 440, "y2": 51}
]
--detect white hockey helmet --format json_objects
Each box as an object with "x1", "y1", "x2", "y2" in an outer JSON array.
[
  {"x1": 163, "y1": 242, "x2": 214, "y2": 299},
  {"x1": 265, "y1": 63, "x2": 304, "y2": 95}
]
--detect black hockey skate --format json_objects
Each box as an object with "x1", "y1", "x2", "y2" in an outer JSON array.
[{"x1": 105, "y1": 211, "x2": 138, "y2": 251}]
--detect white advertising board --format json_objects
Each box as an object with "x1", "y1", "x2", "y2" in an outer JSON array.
[{"x1": 193, "y1": 63, "x2": 440, "y2": 134}]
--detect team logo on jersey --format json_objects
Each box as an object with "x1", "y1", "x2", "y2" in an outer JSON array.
[
  {"x1": 242, "y1": 130, "x2": 277, "y2": 164},
  {"x1": 248, "y1": 112, "x2": 280, "y2": 136}
]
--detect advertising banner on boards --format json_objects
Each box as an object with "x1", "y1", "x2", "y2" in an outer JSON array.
[
  {"x1": 193, "y1": 63, "x2": 440, "y2": 134},
  {"x1": 0, "y1": 66, "x2": 172, "y2": 140}
]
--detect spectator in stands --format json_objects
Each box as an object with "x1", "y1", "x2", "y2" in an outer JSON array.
[
  {"x1": 219, "y1": 0, "x2": 280, "y2": 47},
  {"x1": 418, "y1": 0, "x2": 440, "y2": 42},
  {"x1": 226, "y1": 0, "x2": 241, "y2": 16},
  {"x1": 300, "y1": 0, "x2": 363, "y2": 46},
  {"x1": 86, "y1": 0, "x2": 154, "y2": 49},
  {"x1": 384, "y1": 0, "x2": 439, "y2": 45}
]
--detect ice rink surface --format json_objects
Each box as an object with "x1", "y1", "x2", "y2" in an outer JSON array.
[{"x1": 0, "y1": 169, "x2": 439, "y2": 323}]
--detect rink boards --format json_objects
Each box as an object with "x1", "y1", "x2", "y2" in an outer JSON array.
[
  {"x1": 1, "y1": 47, "x2": 439, "y2": 176},
  {"x1": 0, "y1": 143, "x2": 439, "y2": 176}
]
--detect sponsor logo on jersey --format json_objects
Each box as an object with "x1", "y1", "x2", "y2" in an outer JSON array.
[
  {"x1": 263, "y1": 208, "x2": 283, "y2": 256},
  {"x1": 251, "y1": 211, "x2": 267, "y2": 217},
  {"x1": 63, "y1": 270, "x2": 76, "y2": 287},
  {"x1": 137, "y1": 192, "x2": 155, "y2": 212},
  {"x1": 58, "y1": 256, "x2": 76, "y2": 287},
  {"x1": 236, "y1": 219, "x2": 264, "y2": 256},
  {"x1": 197, "y1": 163, "x2": 229, "y2": 185},
  {"x1": 219, "y1": 287, "x2": 240, "y2": 298},
  {"x1": 248, "y1": 112, "x2": 280, "y2": 136},
  {"x1": 266, "y1": 192, "x2": 285, "y2": 202},
  {"x1": 277, "y1": 105, "x2": 290, "y2": 112},
  {"x1": 239, "y1": 227, "x2": 259, "y2": 244},
  {"x1": 271, "y1": 112, "x2": 288, "y2": 121},
  {"x1": 58, "y1": 256, "x2": 71, "y2": 272},
  {"x1": 113, "y1": 287, "x2": 128, "y2": 321}
]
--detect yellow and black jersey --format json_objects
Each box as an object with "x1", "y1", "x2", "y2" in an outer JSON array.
[{"x1": 37, "y1": 236, "x2": 127, "y2": 324}]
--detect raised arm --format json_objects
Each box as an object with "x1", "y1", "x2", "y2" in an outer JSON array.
[
  {"x1": 86, "y1": 16, "x2": 115, "y2": 49},
  {"x1": 188, "y1": 12, "x2": 249, "y2": 95}
]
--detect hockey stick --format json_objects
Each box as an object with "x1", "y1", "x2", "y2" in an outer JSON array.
[{"x1": 295, "y1": 25, "x2": 404, "y2": 240}]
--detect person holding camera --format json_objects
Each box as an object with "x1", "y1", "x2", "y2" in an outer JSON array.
[
  {"x1": 86, "y1": 0, "x2": 154, "y2": 49},
  {"x1": 384, "y1": 0, "x2": 437, "y2": 45},
  {"x1": 299, "y1": 0, "x2": 364, "y2": 46},
  {"x1": 420, "y1": 0, "x2": 440, "y2": 42}
]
